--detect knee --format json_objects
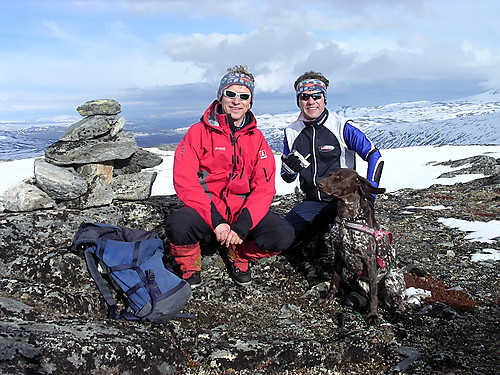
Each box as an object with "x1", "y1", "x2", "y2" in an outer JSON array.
[
  {"x1": 165, "y1": 207, "x2": 204, "y2": 245},
  {"x1": 274, "y1": 221, "x2": 296, "y2": 251}
]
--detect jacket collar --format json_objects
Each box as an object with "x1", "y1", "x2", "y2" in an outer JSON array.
[
  {"x1": 202, "y1": 100, "x2": 257, "y2": 134},
  {"x1": 298, "y1": 108, "x2": 329, "y2": 127}
]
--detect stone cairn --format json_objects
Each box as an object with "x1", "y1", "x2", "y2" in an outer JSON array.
[{"x1": 1, "y1": 99, "x2": 163, "y2": 212}]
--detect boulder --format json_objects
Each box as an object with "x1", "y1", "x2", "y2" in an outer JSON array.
[
  {"x1": 76, "y1": 162, "x2": 114, "y2": 184},
  {"x1": 2, "y1": 179, "x2": 56, "y2": 212},
  {"x1": 112, "y1": 171, "x2": 157, "y2": 200},
  {"x1": 110, "y1": 115, "x2": 125, "y2": 136},
  {"x1": 113, "y1": 148, "x2": 163, "y2": 175},
  {"x1": 44, "y1": 130, "x2": 138, "y2": 166},
  {"x1": 64, "y1": 175, "x2": 114, "y2": 209},
  {"x1": 1, "y1": 176, "x2": 499, "y2": 374},
  {"x1": 58, "y1": 115, "x2": 121, "y2": 142},
  {"x1": 34, "y1": 158, "x2": 88, "y2": 201},
  {"x1": 76, "y1": 99, "x2": 121, "y2": 116}
]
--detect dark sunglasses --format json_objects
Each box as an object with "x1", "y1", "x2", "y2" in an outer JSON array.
[
  {"x1": 299, "y1": 92, "x2": 323, "y2": 101},
  {"x1": 223, "y1": 89, "x2": 252, "y2": 101}
]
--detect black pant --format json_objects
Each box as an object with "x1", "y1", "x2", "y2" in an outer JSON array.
[{"x1": 165, "y1": 206, "x2": 295, "y2": 252}]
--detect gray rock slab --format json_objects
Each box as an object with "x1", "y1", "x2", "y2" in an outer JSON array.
[
  {"x1": 112, "y1": 171, "x2": 157, "y2": 200},
  {"x1": 76, "y1": 99, "x2": 121, "y2": 116},
  {"x1": 34, "y1": 158, "x2": 88, "y2": 201},
  {"x1": 114, "y1": 148, "x2": 163, "y2": 175},
  {"x1": 76, "y1": 162, "x2": 114, "y2": 184},
  {"x1": 58, "y1": 115, "x2": 119, "y2": 142},
  {"x1": 45, "y1": 130, "x2": 138, "y2": 166},
  {"x1": 0, "y1": 319, "x2": 184, "y2": 374},
  {"x1": 2, "y1": 178, "x2": 56, "y2": 212},
  {"x1": 64, "y1": 175, "x2": 114, "y2": 209},
  {"x1": 110, "y1": 115, "x2": 125, "y2": 136}
]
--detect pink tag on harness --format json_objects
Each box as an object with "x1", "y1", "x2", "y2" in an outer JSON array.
[
  {"x1": 377, "y1": 256, "x2": 386, "y2": 269},
  {"x1": 374, "y1": 230, "x2": 393, "y2": 246}
]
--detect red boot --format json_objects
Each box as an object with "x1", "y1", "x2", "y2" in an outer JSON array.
[{"x1": 169, "y1": 242, "x2": 202, "y2": 288}]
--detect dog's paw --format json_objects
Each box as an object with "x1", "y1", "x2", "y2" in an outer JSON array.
[{"x1": 366, "y1": 313, "x2": 380, "y2": 326}]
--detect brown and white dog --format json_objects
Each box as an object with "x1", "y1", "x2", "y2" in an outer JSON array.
[{"x1": 318, "y1": 168, "x2": 405, "y2": 325}]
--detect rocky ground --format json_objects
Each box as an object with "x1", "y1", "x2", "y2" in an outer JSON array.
[{"x1": 0, "y1": 154, "x2": 499, "y2": 374}]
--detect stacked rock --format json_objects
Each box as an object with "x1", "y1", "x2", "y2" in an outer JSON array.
[{"x1": 2, "y1": 99, "x2": 163, "y2": 212}]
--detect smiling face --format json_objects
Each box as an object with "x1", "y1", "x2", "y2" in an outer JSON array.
[
  {"x1": 220, "y1": 84, "x2": 252, "y2": 127},
  {"x1": 298, "y1": 90, "x2": 326, "y2": 120}
]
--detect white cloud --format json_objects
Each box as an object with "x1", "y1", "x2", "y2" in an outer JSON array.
[{"x1": 2, "y1": 0, "x2": 499, "y2": 121}]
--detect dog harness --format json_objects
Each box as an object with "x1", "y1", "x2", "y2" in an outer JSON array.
[{"x1": 334, "y1": 215, "x2": 394, "y2": 269}]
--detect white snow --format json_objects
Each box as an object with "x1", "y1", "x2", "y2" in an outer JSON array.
[
  {"x1": 438, "y1": 218, "x2": 500, "y2": 244},
  {"x1": 470, "y1": 249, "x2": 500, "y2": 262}
]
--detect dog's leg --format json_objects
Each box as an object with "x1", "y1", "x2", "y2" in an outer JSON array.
[
  {"x1": 383, "y1": 268, "x2": 406, "y2": 321},
  {"x1": 365, "y1": 246, "x2": 380, "y2": 326},
  {"x1": 322, "y1": 250, "x2": 343, "y2": 306}
]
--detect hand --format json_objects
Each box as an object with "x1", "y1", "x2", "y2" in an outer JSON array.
[
  {"x1": 224, "y1": 230, "x2": 243, "y2": 249},
  {"x1": 214, "y1": 224, "x2": 243, "y2": 248},
  {"x1": 214, "y1": 223, "x2": 231, "y2": 244},
  {"x1": 281, "y1": 153, "x2": 303, "y2": 175}
]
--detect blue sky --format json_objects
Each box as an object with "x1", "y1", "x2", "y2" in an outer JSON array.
[{"x1": 1, "y1": 0, "x2": 499, "y2": 126}]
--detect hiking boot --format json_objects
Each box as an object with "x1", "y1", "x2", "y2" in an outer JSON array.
[
  {"x1": 186, "y1": 271, "x2": 201, "y2": 289},
  {"x1": 344, "y1": 292, "x2": 368, "y2": 309},
  {"x1": 229, "y1": 263, "x2": 251, "y2": 287}
]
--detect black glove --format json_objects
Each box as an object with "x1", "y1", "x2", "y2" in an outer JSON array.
[{"x1": 281, "y1": 153, "x2": 303, "y2": 175}]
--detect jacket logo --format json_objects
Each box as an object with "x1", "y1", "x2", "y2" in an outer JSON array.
[
  {"x1": 259, "y1": 150, "x2": 268, "y2": 159},
  {"x1": 319, "y1": 145, "x2": 335, "y2": 152},
  {"x1": 215, "y1": 147, "x2": 226, "y2": 151}
]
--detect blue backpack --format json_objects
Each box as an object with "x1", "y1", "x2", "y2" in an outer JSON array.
[{"x1": 72, "y1": 223, "x2": 192, "y2": 323}]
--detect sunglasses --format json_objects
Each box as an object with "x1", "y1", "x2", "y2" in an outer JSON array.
[
  {"x1": 223, "y1": 89, "x2": 252, "y2": 101},
  {"x1": 299, "y1": 92, "x2": 323, "y2": 101}
]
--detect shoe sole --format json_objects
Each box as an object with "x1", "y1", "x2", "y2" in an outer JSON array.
[
  {"x1": 188, "y1": 282, "x2": 201, "y2": 290},
  {"x1": 232, "y1": 279, "x2": 252, "y2": 287}
]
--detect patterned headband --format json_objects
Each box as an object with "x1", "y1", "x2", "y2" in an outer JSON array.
[
  {"x1": 217, "y1": 72, "x2": 255, "y2": 101},
  {"x1": 296, "y1": 79, "x2": 327, "y2": 96}
]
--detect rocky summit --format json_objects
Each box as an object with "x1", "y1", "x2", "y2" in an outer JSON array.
[{"x1": 0, "y1": 152, "x2": 499, "y2": 374}]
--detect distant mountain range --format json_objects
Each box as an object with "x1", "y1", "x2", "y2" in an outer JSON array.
[
  {"x1": 256, "y1": 89, "x2": 500, "y2": 151},
  {"x1": 1, "y1": 89, "x2": 499, "y2": 160}
]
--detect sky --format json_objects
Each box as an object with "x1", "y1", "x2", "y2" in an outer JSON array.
[{"x1": 1, "y1": 0, "x2": 500, "y2": 126}]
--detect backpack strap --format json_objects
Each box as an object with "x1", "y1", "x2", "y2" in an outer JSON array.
[
  {"x1": 84, "y1": 248, "x2": 121, "y2": 319},
  {"x1": 99, "y1": 239, "x2": 145, "y2": 321}
]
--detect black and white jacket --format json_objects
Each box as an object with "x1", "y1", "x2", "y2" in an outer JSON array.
[{"x1": 281, "y1": 109, "x2": 383, "y2": 202}]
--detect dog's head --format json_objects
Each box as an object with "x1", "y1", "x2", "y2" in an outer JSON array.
[{"x1": 318, "y1": 168, "x2": 386, "y2": 198}]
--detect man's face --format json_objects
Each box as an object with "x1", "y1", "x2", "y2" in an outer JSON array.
[
  {"x1": 220, "y1": 84, "x2": 252, "y2": 126},
  {"x1": 298, "y1": 90, "x2": 325, "y2": 120}
]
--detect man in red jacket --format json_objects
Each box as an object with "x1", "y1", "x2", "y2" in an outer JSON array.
[{"x1": 166, "y1": 65, "x2": 294, "y2": 288}]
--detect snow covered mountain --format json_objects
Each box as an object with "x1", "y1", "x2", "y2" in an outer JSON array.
[
  {"x1": 256, "y1": 89, "x2": 500, "y2": 151},
  {"x1": 1, "y1": 89, "x2": 499, "y2": 160}
]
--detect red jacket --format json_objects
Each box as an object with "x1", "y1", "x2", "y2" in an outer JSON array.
[{"x1": 173, "y1": 101, "x2": 276, "y2": 240}]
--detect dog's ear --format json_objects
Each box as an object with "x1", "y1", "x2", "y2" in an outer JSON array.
[{"x1": 357, "y1": 175, "x2": 386, "y2": 195}]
